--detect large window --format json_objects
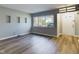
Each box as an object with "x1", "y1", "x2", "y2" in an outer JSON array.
[{"x1": 33, "y1": 15, "x2": 54, "y2": 28}]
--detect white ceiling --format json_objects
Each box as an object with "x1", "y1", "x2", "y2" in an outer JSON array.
[{"x1": 0, "y1": 4, "x2": 68, "y2": 13}]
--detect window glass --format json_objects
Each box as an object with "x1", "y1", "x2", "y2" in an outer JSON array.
[
  {"x1": 46, "y1": 15, "x2": 54, "y2": 27},
  {"x1": 33, "y1": 17, "x2": 39, "y2": 27},
  {"x1": 33, "y1": 15, "x2": 54, "y2": 28}
]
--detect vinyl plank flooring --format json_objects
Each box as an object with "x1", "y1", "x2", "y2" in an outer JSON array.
[
  {"x1": 0, "y1": 34, "x2": 78, "y2": 54},
  {"x1": 0, "y1": 34, "x2": 57, "y2": 54}
]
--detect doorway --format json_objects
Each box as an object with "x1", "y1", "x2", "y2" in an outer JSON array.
[{"x1": 57, "y1": 12, "x2": 77, "y2": 35}]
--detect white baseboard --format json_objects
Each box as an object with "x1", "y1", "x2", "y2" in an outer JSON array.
[
  {"x1": 0, "y1": 35, "x2": 18, "y2": 40},
  {"x1": 19, "y1": 33, "x2": 29, "y2": 36},
  {"x1": 0, "y1": 33, "x2": 30, "y2": 40}
]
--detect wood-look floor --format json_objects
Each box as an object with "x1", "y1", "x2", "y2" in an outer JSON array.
[
  {"x1": 0, "y1": 34, "x2": 78, "y2": 54},
  {"x1": 56, "y1": 34, "x2": 79, "y2": 54},
  {"x1": 0, "y1": 34, "x2": 57, "y2": 54}
]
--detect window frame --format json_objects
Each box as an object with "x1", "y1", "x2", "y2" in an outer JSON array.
[{"x1": 33, "y1": 15, "x2": 54, "y2": 28}]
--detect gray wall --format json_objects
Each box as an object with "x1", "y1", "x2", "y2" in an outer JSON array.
[
  {"x1": 0, "y1": 6, "x2": 31, "y2": 40},
  {"x1": 31, "y1": 9, "x2": 58, "y2": 36}
]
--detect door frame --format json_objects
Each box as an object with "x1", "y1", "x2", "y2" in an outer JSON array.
[{"x1": 57, "y1": 11, "x2": 77, "y2": 36}]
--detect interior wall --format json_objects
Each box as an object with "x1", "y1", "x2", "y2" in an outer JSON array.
[
  {"x1": 57, "y1": 11, "x2": 79, "y2": 36},
  {"x1": 57, "y1": 13, "x2": 62, "y2": 35},
  {"x1": 0, "y1": 6, "x2": 31, "y2": 40},
  {"x1": 75, "y1": 11, "x2": 79, "y2": 35},
  {"x1": 31, "y1": 9, "x2": 58, "y2": 36}
]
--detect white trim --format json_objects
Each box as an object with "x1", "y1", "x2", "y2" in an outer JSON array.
[
  {"x1": 19, "y1": 33, "x2": 29, "y2": 36},
  {"x1": 57, "y1": 13, "x2": 62, "y2": 36},
  {"x1": 0, "y1": 35, "x2": 18, "y2": 40},
  {"x1": 0, "y1": 33, "x2": 29, "y2": 40}
]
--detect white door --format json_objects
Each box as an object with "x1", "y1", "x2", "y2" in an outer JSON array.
[
  {"x1": 61, "y1": 12, "x2": 76, "y2": 35},
  {"x1": 75, "y1": 11, "x2": 79, "y2": 35}
]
